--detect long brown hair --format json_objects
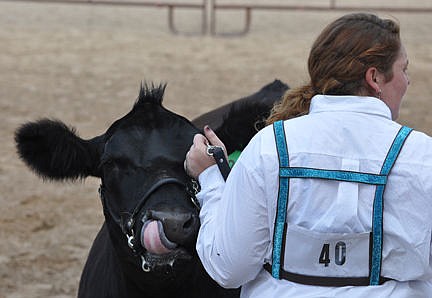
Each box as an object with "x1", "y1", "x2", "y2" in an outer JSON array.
[{"x1": 267, "y1": 13, "x2": 401, "y2": 124}]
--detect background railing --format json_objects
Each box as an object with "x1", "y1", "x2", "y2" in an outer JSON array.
[{"x1": 4, "y1": 0, "x2": 432, "y2": 36}]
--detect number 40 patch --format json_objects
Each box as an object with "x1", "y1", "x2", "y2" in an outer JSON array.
[{"x1": 319, "y1": 241, "x2": 346, "y2": 267}]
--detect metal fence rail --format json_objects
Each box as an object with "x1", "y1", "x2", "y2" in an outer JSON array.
[
  {"x1": 2, "y1": 0, "x2": 208, "y2": 35},
  {"x1": 210, "y1": 0, "x2": 432, "y2": 36},
  {"x1": 3, "y1": 0, "x2": 432, "y2": 36}
]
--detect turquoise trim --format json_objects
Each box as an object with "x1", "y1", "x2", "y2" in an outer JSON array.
[
  {"x1": 273, "y1": 177, "x2": 289, "y2": 278},
  {"x1": 381, "y1": 126, "x2": 412, "y2": 175},
  {"x1": 280, "y1": 168, "x2": 387, "y2": 185},
  {"x1": 274, "y1": 121, "x2": 289, "y2": 167},
  {"x1": 369, "y1": 126, "x2": 412, "y2": 285},
  {"x1": 272, "y1": 120, "x2": 289, "y2": 279}
]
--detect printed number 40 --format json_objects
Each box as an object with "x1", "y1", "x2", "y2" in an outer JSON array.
[{"x1": 319, "y1": 241, "x2": 346, "y2": 267}]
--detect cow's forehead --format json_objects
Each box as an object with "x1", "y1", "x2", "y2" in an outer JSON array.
[{"x1": 103, "y1": 125, "x2": 194, "y2": 166}]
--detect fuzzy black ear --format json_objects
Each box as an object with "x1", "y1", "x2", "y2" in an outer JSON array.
[{"x1": 15, "y1": 119, "x2": 104, "y2": 180}]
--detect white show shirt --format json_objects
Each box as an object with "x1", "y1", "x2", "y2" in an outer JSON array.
[{"x1": 196, "y1": 95, "x2": 432, "y2": 297}]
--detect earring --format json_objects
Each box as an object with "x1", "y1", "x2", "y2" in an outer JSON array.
[{"x1": 377, "y1": 89, "x2": 382, "y2": 99}]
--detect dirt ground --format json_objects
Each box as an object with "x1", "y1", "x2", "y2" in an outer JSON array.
[{"x1": 0, "y1": 1, "x2": 431, "y2": 297}]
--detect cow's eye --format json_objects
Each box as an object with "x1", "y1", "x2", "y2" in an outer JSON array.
[{"x1": 100, "y1": 158, "x2": 117, "y2": 171}]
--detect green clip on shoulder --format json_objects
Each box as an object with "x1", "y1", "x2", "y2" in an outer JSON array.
[{"x1": 228, "y1": 150, "x2": 241, "y2": 168}]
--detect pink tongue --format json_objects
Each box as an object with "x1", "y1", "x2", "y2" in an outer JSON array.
[{"x1": 142, "y1": 221, "x2": 172, "y2": 254}]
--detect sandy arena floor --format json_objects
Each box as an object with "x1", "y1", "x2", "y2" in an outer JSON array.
[{"x1": 0, "y1": 1, "x2": 431, "y2": 297}]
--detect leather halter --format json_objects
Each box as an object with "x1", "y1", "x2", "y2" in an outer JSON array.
[{"x1": 99, "y1": 176, "x2": 200, "y2": 272}]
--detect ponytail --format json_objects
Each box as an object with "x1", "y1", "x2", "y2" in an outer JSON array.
[{"x1": 266, "y1": 84, "x2": 316, "y2": 125}]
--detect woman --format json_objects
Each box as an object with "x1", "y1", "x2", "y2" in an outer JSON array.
[{"x1": 185, "y1": 13, "x2": 432, "y2": 297}]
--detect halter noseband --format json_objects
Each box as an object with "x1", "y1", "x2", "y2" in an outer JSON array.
[{"x1": 99, "y1": 176, "x2": 200, "y2": 272}]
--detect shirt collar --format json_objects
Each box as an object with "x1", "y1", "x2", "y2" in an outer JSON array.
[{"x1": 309, "y1": 95, "x2": 392, "y2": 120}]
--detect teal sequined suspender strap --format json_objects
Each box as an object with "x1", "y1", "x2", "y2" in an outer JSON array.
[
  {"x1": 369, "y1": 125, "x2": 412, "y2": 285},
  {"x1": 271, "y1": 120, "x2": 290, "y2": 279},
  {"x1": 270, "y1": 120, "x2": 412, "y2": 286}
]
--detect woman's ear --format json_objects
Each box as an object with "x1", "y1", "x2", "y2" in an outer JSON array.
[{"x1": 365, "y1": 67, "x2": 381, "y2": 95}]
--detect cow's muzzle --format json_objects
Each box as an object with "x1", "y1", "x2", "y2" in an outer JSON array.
[{"x1": 100, "y1": 176, "x2": 200, "y2": 273}]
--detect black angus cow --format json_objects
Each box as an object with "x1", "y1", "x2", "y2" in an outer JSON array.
[
  {"x1": 15, "y1": 80, "x2": 288, "y2": 298},
  {"x1": 193, "y1": 79, "x2": 288, "y2": 154}
]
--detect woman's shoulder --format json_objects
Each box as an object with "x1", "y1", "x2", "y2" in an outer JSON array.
[
  {"x1": 236, "y1": 124, "x2": 279, "y2": 166},
  {"x1": 407, "y1": 128, "x2": 432, "y2": 147},
  {"x1": 399, "y1": 128, "x2": 432, "y2": 165},
  {"x1": 250, "y1": 123, "x2": 279, "y2": 149}
]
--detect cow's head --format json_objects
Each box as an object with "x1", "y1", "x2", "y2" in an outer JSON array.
[{"x1": 15, "y1": 84, "x2": 201, "y2": 275}]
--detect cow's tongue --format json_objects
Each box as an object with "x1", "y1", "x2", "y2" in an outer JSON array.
[{"x1": 141, "y1": 220, "x2": 177, "y2": 254}]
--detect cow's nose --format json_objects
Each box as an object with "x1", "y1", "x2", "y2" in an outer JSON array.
[{"x1": 150, "y1": 210, "x2": 199, "y2": 246}]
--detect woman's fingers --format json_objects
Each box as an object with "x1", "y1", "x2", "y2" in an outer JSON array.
[
  {"x1": 204, "y1": 125, "x2": 228, "y2": 159},
  {"x1": 184, "y1": 127, "x2": 228, "y2": 179},
  {"x1": 184, "y1": 133, "x2": 215, "y2": 178},
  {"x1": 204, "y1": 126, "x2": 224, "y2": 148}
]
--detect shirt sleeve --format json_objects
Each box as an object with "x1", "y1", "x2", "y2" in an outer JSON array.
[{"x1": 196, "y1": 138, "x2": 270, "y2": 288}]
